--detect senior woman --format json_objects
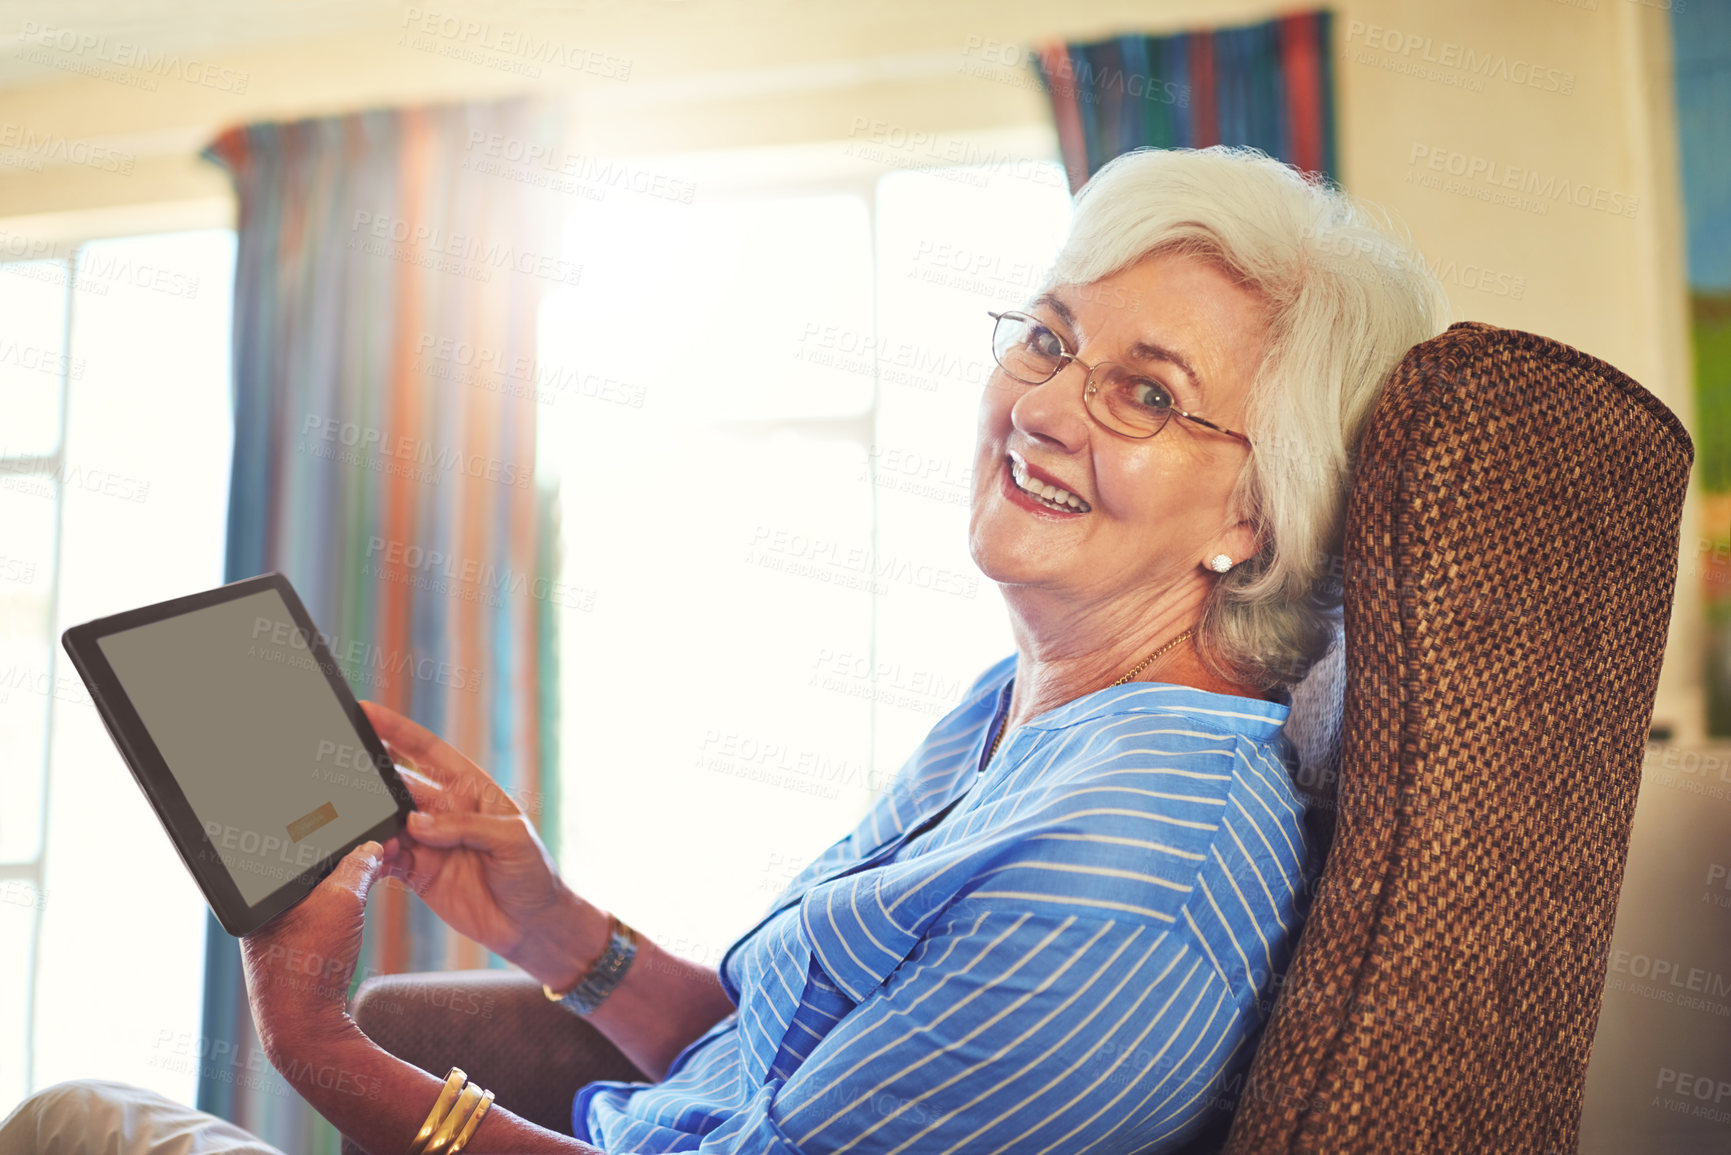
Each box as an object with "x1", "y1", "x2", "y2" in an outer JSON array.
[{"x1": 0, "y1": 145, "x2": 1445, "y2": 1155}]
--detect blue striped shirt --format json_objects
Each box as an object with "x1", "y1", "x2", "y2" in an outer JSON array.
[{"x1": 573, "y1": 655, "x2": 1313, "y2": 1153}]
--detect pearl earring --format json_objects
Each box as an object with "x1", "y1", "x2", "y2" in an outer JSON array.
[{"x1": 1208, "y1": 554, "x2": 1233, "y2": 573}]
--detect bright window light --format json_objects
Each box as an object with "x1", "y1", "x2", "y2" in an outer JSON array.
[
  {"x1": 24, "y1": 231, "x2": 234, "y2": 1103},
  {"x1": 538, "y1": 156, "x2": 1070, "y2": 967}
]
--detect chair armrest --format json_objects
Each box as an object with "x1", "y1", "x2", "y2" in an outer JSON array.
[{"x1": 336, "y1": 969, "x2": 652, "y2": 1155}]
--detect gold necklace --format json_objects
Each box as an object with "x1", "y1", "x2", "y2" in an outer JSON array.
[
  {"x1": 1108, "y1": 626, "x2": 1197, "y2": 687},
  {"x1": 986, "y1": 626, "x2": 1198, "y2": 767}
]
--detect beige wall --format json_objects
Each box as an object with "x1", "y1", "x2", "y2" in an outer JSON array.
[
  {"x1": 1332, "y1": 0, "x2": 1703, "y2": 741},
  {"x1": 1585, "y1": 742, "x2": 1731, "y2": 1150}
]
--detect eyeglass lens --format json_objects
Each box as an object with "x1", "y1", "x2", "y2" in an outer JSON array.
[{"x1": 990, "y1": 313, "x2": 1176, "y2": 438}]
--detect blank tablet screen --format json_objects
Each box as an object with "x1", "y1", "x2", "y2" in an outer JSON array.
[{"x1": 95, "y1": 586, "x2": 400, "y2": 906}]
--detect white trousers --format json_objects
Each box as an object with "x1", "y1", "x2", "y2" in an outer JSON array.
[{"x1": 0, "y1": 1080, "x2": 287, "y2": 1155}]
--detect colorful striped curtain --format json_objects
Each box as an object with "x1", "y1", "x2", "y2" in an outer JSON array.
[
  {"x1": 1034, "y1": 11, "x2": 1336, "y2": 193},
  {"x1": 196, "y1": 98, "x2": 564, "y2": 1153}
]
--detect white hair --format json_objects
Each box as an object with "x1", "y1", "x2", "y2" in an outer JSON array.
[{"x1": 1041, "y1": 145, "x2": 1450, "y2": 691}]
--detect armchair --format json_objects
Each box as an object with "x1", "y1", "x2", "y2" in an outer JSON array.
[
  {"x1": 1219, "y1": 322, "x2": 1691, "y2": 1152},
  {"x1": 338, "y1": 322, "x2": 1693, "y2": 1155}
]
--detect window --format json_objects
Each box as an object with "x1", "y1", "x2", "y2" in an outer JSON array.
[
  {"x1": 1, "y1": 231, "x2": 235, "y2": 1106},
  {"x1": 0, "y1": 137, "x2": 1071, "y2": 1104},
  {"x1": 538, "y1": 146, "x2": 1072, "y2": 968}
]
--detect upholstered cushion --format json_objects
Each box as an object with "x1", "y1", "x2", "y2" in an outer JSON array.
[
  {"x1": 1284, "y1": 606, "x2": 1345, "y2": 850},
  {"x1": 1223, "y1": 323, "x2": 1693, "y2": 1154}
]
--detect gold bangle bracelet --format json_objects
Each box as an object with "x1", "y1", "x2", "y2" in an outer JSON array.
[
  {"x1": 446, "y1": 1088, "x2": 495, "y2": 1155},
  {"x1": 410, "y1": 1068, "x2": 468, "y2": 1155},
  {"x1": 422, "y1": 1082, "x2": 486, "y2": 1155}
]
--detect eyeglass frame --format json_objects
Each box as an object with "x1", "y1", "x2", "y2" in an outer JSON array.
[{"x1": 986, "y1": 309, "x2": 1253, "y2": 448}]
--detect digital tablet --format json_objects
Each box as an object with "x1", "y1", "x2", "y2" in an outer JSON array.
[{"x1": 61, "y1": 572, "x2": 416, "y2": 936}]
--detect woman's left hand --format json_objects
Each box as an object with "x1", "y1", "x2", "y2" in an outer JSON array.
[{"x1": 237, "y1": 840, "x2": 389, "y2": 1064}]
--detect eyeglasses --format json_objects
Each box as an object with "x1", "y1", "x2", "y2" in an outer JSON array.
[{"x1": 986, "y1": 310, "x2": 1253, "y2": 447}]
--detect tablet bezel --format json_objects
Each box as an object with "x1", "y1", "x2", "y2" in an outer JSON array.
[{"x1": 61, "y1": 571, "x2": 416, "y2": 937}]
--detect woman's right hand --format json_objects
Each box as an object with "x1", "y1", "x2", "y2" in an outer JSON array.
[{"x1": 357, "y1": 700, "x2": 594, "y2": 983}]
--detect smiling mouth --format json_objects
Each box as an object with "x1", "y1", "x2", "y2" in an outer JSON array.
[{"x1": 1008, "y1": 454, "x2": 1091, "y2": 513}]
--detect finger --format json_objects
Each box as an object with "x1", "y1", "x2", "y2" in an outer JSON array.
[
  {"x1": 382, "y1": 822, "x2": 430, "y2": 872},
  {"x1": 404, "y1": 810, "x2": 526, "y2": 855},
  {"x1": 328, "y1": 841, "x2": 386, "y2": 904},
  {"x1": 360, "y1": 702, "x2": 485, "y2": 794},
  {"x1": 360, "y1": 701, "x2": 451, "y2": 770},
  {"x1": 388, "y1": 746, "x2": 520, "y2": 819},
  {"x1": 390, "y1": 764, "x2": 446, "y2": 810},
  {"x1": 381, "y1": 841, "x2": 420, "y2": 886}
]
